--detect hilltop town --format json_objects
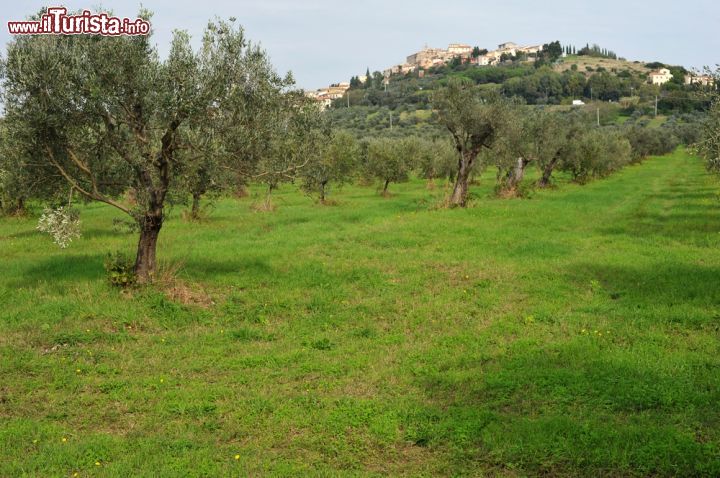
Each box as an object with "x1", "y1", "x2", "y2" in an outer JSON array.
[
  {"x1": 305, "y1": 41, "x2": 547, "y2": 107},
  {"x1": 306, "y1": 40, "x2": 714, "y2": 109}
]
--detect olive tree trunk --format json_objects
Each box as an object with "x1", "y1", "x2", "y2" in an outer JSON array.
[
  {"x1": 538, "y1": 155, "x2": 560, "y2": 188},
  {"x1": 501, "y1": 157, "x2": 531, "y2": 194},
  {"x1": 190, "y1": 192, "x2": 201, "y2": 219},
  {"x1": 319, "y1": 180, "x2": 327, "y2": 203},
  {"x1": 449, "y1": 150, "x2": 476, "y2": 207},
  {"x1": 134, "y1": 212, "x2": 163, "y2": 283}
]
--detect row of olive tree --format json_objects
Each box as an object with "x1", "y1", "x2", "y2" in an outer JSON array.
[
  {"x1": 309, "y1": 93, "x2": 684, "y2": 204},
  {"x1": 695, "y1": 70, "x2": 720, "y2": 176},
  {"x1": 432, "y1": 78, "x2": 696, "y2": 204},
  {"x1": 299, "y1": 103, "x2": 673, "y2": 205}
]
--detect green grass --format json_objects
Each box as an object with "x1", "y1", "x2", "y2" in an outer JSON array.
[
  {"x1": 1, "y1": 149, "x2": 719, "y2": 476},
  {"x1": 646, "y1": 114, "x2": 668, "y2": 128}
]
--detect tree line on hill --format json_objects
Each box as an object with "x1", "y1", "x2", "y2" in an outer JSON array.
[{"x1": 0, "y1": 13, "x2": 715, "y2": 283}]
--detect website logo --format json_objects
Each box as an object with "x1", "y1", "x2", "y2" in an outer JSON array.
[{"x1": 8, "y1": 7, "x2": 151, "y2": 36}]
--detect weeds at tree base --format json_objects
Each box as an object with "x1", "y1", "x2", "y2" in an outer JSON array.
[
  {"x1": 251, "y1": 196, "x2": 277, "y2": 212},
  {"x1": 2, "y1": 207, "x2": 29, "y2": 218},
  {"x1": 145, "y1": 259, "x2": 212, "y2": 308},
  {"x1": 107, "y1": 255, "x2": 214, "y2": 307},
  {"x1": 181, "y1": 203, "x2": 214, "y2": 222},
  {"x1": 234, "y1": 186, "x2": 249, "y2": 198},
  {"x1": 104, "y1": 251, "x2": 136, "y2": 288},
  {"x1": 431, "y1": 191, "x2": 481, "y2": 209}
]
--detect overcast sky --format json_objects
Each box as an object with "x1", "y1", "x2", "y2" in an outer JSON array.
[{"x1": 2, "y1": 1, "x2": 719, "y2": 90}]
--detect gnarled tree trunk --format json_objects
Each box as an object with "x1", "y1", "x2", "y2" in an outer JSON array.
[
  {"x1": 190, "y1": 192, "x2": 201, "y2": 220},
  {"x1": 538, "y1": 154, "x2": 561, "y2": 188},
  {"x1": 501, "y1": 157, "x2": 531, "y2": 195},
  {"x1": 449, "y1": 150, "x2": 475, "y2": 207},
  {"x1": 513, "y1": 157, "x2": 529, "y2": 185},
  {"x1": 134, "y1": 212, "x2": 163, "y2": 283},
  {"x1": 319, "y1": 180, "x2": 327, "y2": 203}
]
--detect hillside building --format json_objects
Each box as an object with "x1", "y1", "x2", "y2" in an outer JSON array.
[
  {"x1": 447, "y1": 43, "x2": 473, "y2": 56},
  {"x1": 684, "y1": 74, "x2": 715, "y2": 86},
  {"x1": 648, "y1": 68, "x2": 673, "y2": 85}
]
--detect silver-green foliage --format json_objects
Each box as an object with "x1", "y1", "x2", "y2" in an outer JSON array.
[
  {"x1": 36, "y1": 206, "x2": 81, "y2": 248},
  {"x1": 299, "y1": 130, "x2": 359, "y2": 202}
]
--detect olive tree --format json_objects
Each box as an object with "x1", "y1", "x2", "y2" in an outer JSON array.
[
  {"x1": 535, "y1": 111, "x2": 590, "y2": 188},
  {"x1": 0, "y1": 117, "x2": 67, "y2": 215},
  {"x1": 0, "y1": 120, "x2": 29, "y2": 215},
  {"x1": 561, "y1": 128, "x2": 632, "y2": 183},
  {"x1": 252, "y1": 91, "x2": 326, "y2": 208},
  {"x1": 2, "y1": 15, "x2": 288, "y2": 281},
  {"x1": 433, "y1": 79, "x2": 513, "y2": 207},
  {"x1": 364, "y1": 138, "x2": 413, "y2": 195},
  {"x1": 689, "y1": 69, "x2": 719, "y2": 178},
  {"x1": 493, "y1": 107, "x2": 530, "y2": 195},
  {"x1": 300, "y1": 129, "x2": 359, "y2": 203},
  {"x1": 696, "y1": 99, "x2": 720, "y2": 173},
  {"x1": 415, "y1": 137, "x2": 457, "y2": 185}
]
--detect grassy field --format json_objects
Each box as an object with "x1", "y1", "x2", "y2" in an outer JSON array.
[{"x1": 1, "y1": 149, "x2": 719, "y2": 476}]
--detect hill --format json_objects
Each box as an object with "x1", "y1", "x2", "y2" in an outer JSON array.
[{"x1": 323, "y1": 43, "x2": 712, "y2": 138}]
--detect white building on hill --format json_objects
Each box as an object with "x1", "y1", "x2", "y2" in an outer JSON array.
[{"x1": 648, "y1": 68, "x2": 673, "y2": 85}]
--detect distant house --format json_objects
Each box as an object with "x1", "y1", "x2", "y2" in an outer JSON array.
[
  {"x1": 648, "y1": 68, "x2": 673, "y2": 85},
  {"x1": 473, "y1": 55, "x2": 492, "y2": 66},
  {"x1": 399, "y1": 63, "x2": 416, "y2": 74},
  {"x1": 685, "y1": 74, "x2": 715, "y2": 87},
  {"x1": 316, "y1": 97, "x2": 332, "y2": 110},
  {"x1": 497, "y1": 42, "x2": 518, "y2": 51},
  {"x1": 517, "y1": 44, "x2": 542, "y2": 55},
  {"x1": 447, "y1": 43, "x2": 473, "y2": 56},
  {"x1": 305, "y1": 90, "x2": 333, "y2": 110},
  {"x1": 485, "y1": 50, "x2": 504, "y2": 62},
  {"x1": 406, "y1": 47, "x2": 447, "y2": 68}
]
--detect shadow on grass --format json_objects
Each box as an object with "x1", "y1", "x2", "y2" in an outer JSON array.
[
  {"x1": 7, "y1": 229, "x2": 40, "y2": 240},
  {"x1": 402, "y1": 259, "x2": 720, "y2": 474},
  {"x1": 567, "y1": 262, "x2": 720, "y2": 326},
  {"x1": 600, "y1": 211, "x2": 720, "y2": 242},
  {"x1": 180, "y1": 256, "x2": 273, "y2": 281},
  {"x1": 406, "y1": 336, "x2": 720, "y2": 476},
  {"x1": 11, "y1": 253, "x2": 105, "y2": 287},
  {"x1": 80, "y1": 228, "x2": 127, "y2": 240}
]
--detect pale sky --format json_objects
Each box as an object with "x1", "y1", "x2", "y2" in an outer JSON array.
[{"x1": 2, "y1": 1, "x2": 718, "y2": 90}]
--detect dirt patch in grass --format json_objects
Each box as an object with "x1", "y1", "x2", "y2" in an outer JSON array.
[{"x1": 162, "y1": 281, "x2": 215, "y2": 308}]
